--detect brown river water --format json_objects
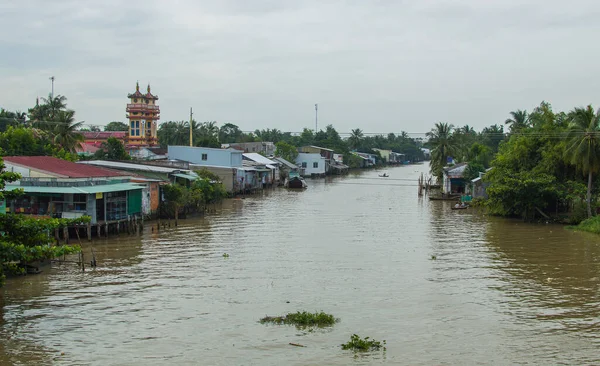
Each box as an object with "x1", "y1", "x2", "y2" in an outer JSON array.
[{"x1": 1, "y1": 164, "x2": 600, "y2": 365}]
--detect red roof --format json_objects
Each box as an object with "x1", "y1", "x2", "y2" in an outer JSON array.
[
  {"x1": 79, "y1": 131, "x2": 127, "y2": 140},
  {"x1": 3, "y1": 156, "x2": 130, "y2": 178},
  {"x1": 76, "y1": 143, "x2": 101, "y2": 154}
]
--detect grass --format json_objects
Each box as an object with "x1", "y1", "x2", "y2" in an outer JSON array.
[
  {"x1": 260, "y1": 311, "x2": 338, "y2": 328},
  {"x1": 341, "y1": 334, "x2": 386, "y2": 352},
  {"x1": 566, "y1": 215, "x2": 600, "y2": 234}
]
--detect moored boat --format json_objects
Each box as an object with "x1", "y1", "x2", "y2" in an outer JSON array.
[{"x1": 284, "y1": 172, "x2": 307, "y2": 189}]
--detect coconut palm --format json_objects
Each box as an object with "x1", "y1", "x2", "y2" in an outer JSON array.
[
  {"x1": 564, "y1": 105, "x2": 600, "y2": 218},
  {"x1": 52, "y1": 110, "x2": 85, "y2": 153},
  {"x1": 426, "y1": 122, "x2": 458, "y2": 180},
  {"x1": 505, "y1": 109, "x2": 530, "y2": 133},
  {"x1": 41, "y1": 94, "x2": 68, "y2": 119},
  {"x1": 348, "y1": 128, "x2": 363, "y2": 149}
]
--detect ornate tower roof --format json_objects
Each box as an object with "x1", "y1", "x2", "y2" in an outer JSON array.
[
  {"x1": 127, "y1": 81, "x2": 145, "y2": 98},
  {"x1": 145, "y1": 84, "x2": 159, "y2": 100}
]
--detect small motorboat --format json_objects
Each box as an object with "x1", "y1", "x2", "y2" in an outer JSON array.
[
  {"x1": 451, "y1": 204, "x2": 468, "y2": 210},
  {"x1": 379, "y1": 173, "x2": 389, "y2": 177}
]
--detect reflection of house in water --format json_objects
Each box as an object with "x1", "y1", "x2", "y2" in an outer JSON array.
[
  {"x1": 3, "y1": 156, "x2": 143, "y2": 224},
  {"x1": 442, "y1": 163, "x2": 468, "y2": 194}
]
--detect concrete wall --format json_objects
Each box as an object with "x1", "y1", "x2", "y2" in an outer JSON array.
[
  {"x1": 191, "y1": 165, "x2": 237, "y2": 193},
  {"x1": 168, "y1": 146, "x2": 242, "y2": 167},
  {"x1": 296, "y1": 153, "x2": 326, "y2": 176}
]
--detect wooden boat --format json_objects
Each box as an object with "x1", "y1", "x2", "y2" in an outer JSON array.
[
  {"x1": 451, "y1": 206, "x2": 468, "y2": 210},
  {"x1": 284, "y1": 175, "x2": 307, "y2": 189},
  {"x1": 378, "y1": 173, "x2": 389, "y2": 177}
]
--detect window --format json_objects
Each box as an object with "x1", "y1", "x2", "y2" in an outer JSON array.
[
  {"x1": 202, "y1": 153, "x2": 208, "y2": 161},
  {"x1": 134, "y1": 98, "x2": 138, "y2": 103},
  {"x1": 313, "y1": 162, "x2": 319, "y2": 168},
  {"x1": 301, "y1": 162, "x2": 307, "y2": 168},
  {"x1": 130, "y1": 120, "x2": 140, "y2": 136}
]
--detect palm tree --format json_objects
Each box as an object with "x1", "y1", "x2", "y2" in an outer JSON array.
[
  {"x1": 41, "y1": 94, "x2": 67, "y2": 119},
  {"x1": 426, "y1": 122, "x2": 458, "y2": 180},
  {"x1": 52, "y1": 110, "x2": 85, "y2": 153},
  {"x1": 505, "y1": 109, "x2": 529, "y2": 133},
  {"x1": 348, "y1": 128, "x2": 363, "y2": 149},
  {"x1": 564, "y1": 105, "x2": 600, "y2": 218}
]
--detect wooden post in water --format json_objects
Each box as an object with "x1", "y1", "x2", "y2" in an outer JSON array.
[
  {"x1": 87, "y1": 223, "x2": 92, "y2": 241},
  {"x1": 63, "y1": 227, "x2": 69, "y2": 244},
  {"x1": 105, "y1": 222, "x2": 109, "y2": 238}
]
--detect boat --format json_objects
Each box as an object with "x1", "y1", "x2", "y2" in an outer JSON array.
[
  {"x1": 428, "y1": 195, "x2": 461, "y2": 201},
  {"x1": 284, "y1": 172, "x2": 307, "y2": 189},
  {"x1": 379, "y1": 173, "x2": 389, "y2": 177},
  {"x1": 451, "y1": 205, "x2": 468, "y2": 210}
]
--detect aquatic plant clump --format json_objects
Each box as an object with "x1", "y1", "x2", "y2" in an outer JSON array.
[
  {"x1": 341, "y1": 334, "x2": 386, "y2": 352},
  {"x1": 260, "y1": 311, "x2": 338, "y2": 328}
]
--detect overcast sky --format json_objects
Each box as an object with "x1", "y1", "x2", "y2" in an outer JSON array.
[{"x1": 1, "y1": 0, "x2": 599, "y2": 136}]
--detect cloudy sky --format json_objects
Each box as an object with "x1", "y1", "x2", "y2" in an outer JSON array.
[{"x1": 1, "y1": 0, "x2": 599, "y2": 135}]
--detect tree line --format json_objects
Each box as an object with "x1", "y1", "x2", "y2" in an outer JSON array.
[{"x1": 426, "y1": 101, "x2": 600, "y2": 222}]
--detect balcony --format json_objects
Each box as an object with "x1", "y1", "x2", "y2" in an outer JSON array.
[{"x1": 126, "y1": 104, "x2": 160, "y2": 112}]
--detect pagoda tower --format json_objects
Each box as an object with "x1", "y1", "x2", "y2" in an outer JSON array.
[{"x1": 126, "y1": 82, "x2": 160, "y2": 146}]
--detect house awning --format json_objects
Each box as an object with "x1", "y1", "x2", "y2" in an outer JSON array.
[
  {"x1": 6, "y1": 183, "x2": 145, "y2": 194},
  {"x1": 254, "y1": 168, "x2": 271, "y2": 172},
  {"x1": 172, "y1": 173, "x2": 198, "y2": 181}
]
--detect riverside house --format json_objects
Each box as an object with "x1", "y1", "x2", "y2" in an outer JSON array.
[
  {"x1": 299, "y1": 146, "x2": 334, "y2": 173},
  {"x1": 222, "y1": 142, "x2": 275, "y2": 157},
  {"x1": 296, "y1": 153, "x2": 326, "y2": 177},
  {"x1": 242, "y1": 153, "x2": 280, "y2": 186},
  {"x1": 442, "y1": 162, "x2": 468, "y2": 194},
  {"x1": 3, "y1": 156, "x2": 144, "y2": 224}
]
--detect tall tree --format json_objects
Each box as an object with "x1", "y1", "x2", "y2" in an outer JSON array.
[
  {"x1": 348, "y1": 128, "x2": 364, "y2": 149},
  {"x1": 218, "y1": 123, "x2": 242, "y2": 143},
  {"x1": 505, "y1": 109, "x2": 530, "y2": 133},
  {"x1": 426, "y1": 122, "x2": 458, "y2": 180},
  {"x1": 52, "y1": 110, "x2": 85, "y2": 153},
  {"x1": 564, "y1": 105, "x2": 600, "y2": 218}
]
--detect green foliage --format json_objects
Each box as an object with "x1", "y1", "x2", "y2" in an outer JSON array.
[
  {"x1": 104, "y1": 121, "x2": 129, "y2": 131},
  {"x1": 427, "y1": 123, "x2": 459, "y2": 180},
  {"x1": 93, "y1": 137, "x2": 130, "y2": 161},
  {"x1": 158, "y1": 120, "x2": 222, "y2": 148},
  {"x1": 0, "y1": 127, "x2": 48, "y2": 156},
  {"x1": 218, "y1": 123, "x2": 243, "y2": 143},
  {"x1": 341, "y1": 334, "x2": 386, "y2": 352},
  {"x1": 567, "y1": 215, "x2": 600, "y2": 234},
  {"x1": 260, "y1": 311, "x2": 338, "y2": 328},
  {"x1": 274, "y1": 141, "x2": 298, "y2": 163},
  {"x1": 464, "y1": 162, "x2": 485, "y2": 182}
]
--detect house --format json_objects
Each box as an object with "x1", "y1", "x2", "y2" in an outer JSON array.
[
  {"x1": 76, "y1": 142, "x2": 101, "y2": 157},
  {"x1": 168, "y1": 146, "x2": 243, "y2": 168},
  {"x1": 129, "y1": 146, "x2": 168, "y2": 160},
  {"x1": 299, "y1": 146, "x2": 334, "y2": 173},
  {"x1": 354, "y1": 152, "x2": 377, "y2": 167},
  {"x1": 243, "y1": 153, "x2": 280, "y2": 186},
  {"x1": 241, "y1": 161, "x2": 271, "y2": 189},
  {"x1": 351, "y1": 153, "x2": 369, "y2": 168},
  {"x1": 421, "y1": 148, "x2": 431, "y2": 160},
  {"x1": 223, "y1": 142, "x2": 275, "y2": 156},
  {"x1": 78, "y1": 160, "x2": 200, "y2": 215},
  {"x1": 470, "y1": 168, "x2": 492, "y2": 198},
  {"x1": 442, "y1": 162, "x2": 468, "y2": 194},
  {"x1": 373, "y1": 149, "x2": 392, "y2": 163},
  {"x1": 3, "y1": 156, "x2": 143, "y2": 224},
  {"x1": 296, "y1": 153, "x2": 326, "y2": 177},
  {"x1": 79, "y1": 131, "x2": 127, "y2": 145},
  {"x1": 389, "y1": 152, "x2": 406, "y2": 164},
  {"x1": 272, "y1": 157, "x2": 302, "y2": 179}
]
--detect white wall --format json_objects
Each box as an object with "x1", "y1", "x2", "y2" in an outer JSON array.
[{"x1": 296, "y1": 153, "x2": 326, "y2": 176}]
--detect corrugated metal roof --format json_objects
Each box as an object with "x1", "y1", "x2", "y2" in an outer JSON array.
[
  {"x1": 172, "y1": 173, "x2": 198, "y2": 181},
  {"x1": 4, "y1": 156, "x2": 129, "y2": 178},
  {"x1": 6, "y1": 183, "x2": 144, "y2": 194},
  {"x1": 242, "y1": 153, "x2": 278, "y2": 166},
  {"x1": 272, "y1": 157, "x2": 298, "y2": 169},
  {"x1": 79, "y1": 160, "x2": 187, "y2": 174}
]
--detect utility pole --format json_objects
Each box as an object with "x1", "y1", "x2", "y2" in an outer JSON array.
[
  {"x1": 49, "y1": 76, "x2": 55, "y2": 99},
  {"x1": 315, "y1": 103, "x2": 318, "y2": 132},
  {"x1": 189, "y1": 107, "x2": 193, "y2": 147}
]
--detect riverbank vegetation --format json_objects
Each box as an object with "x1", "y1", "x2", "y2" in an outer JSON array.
[
  {"x1": 426, "y1": 101, "x2": 600, "y2": 223},
  {"x1": 0, "y1": 159, "x2": 85, "y2": 287},
  {"x1": 567, "y1": 216, "x2": 600, "y2": 234},
  {"x1": 260, "y1": 311, "x2": 338, "y2": 328}
]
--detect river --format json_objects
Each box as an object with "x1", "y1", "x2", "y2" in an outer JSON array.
[{"x1": 1, "y1": 164, "x2": 600, "y2": 365}]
